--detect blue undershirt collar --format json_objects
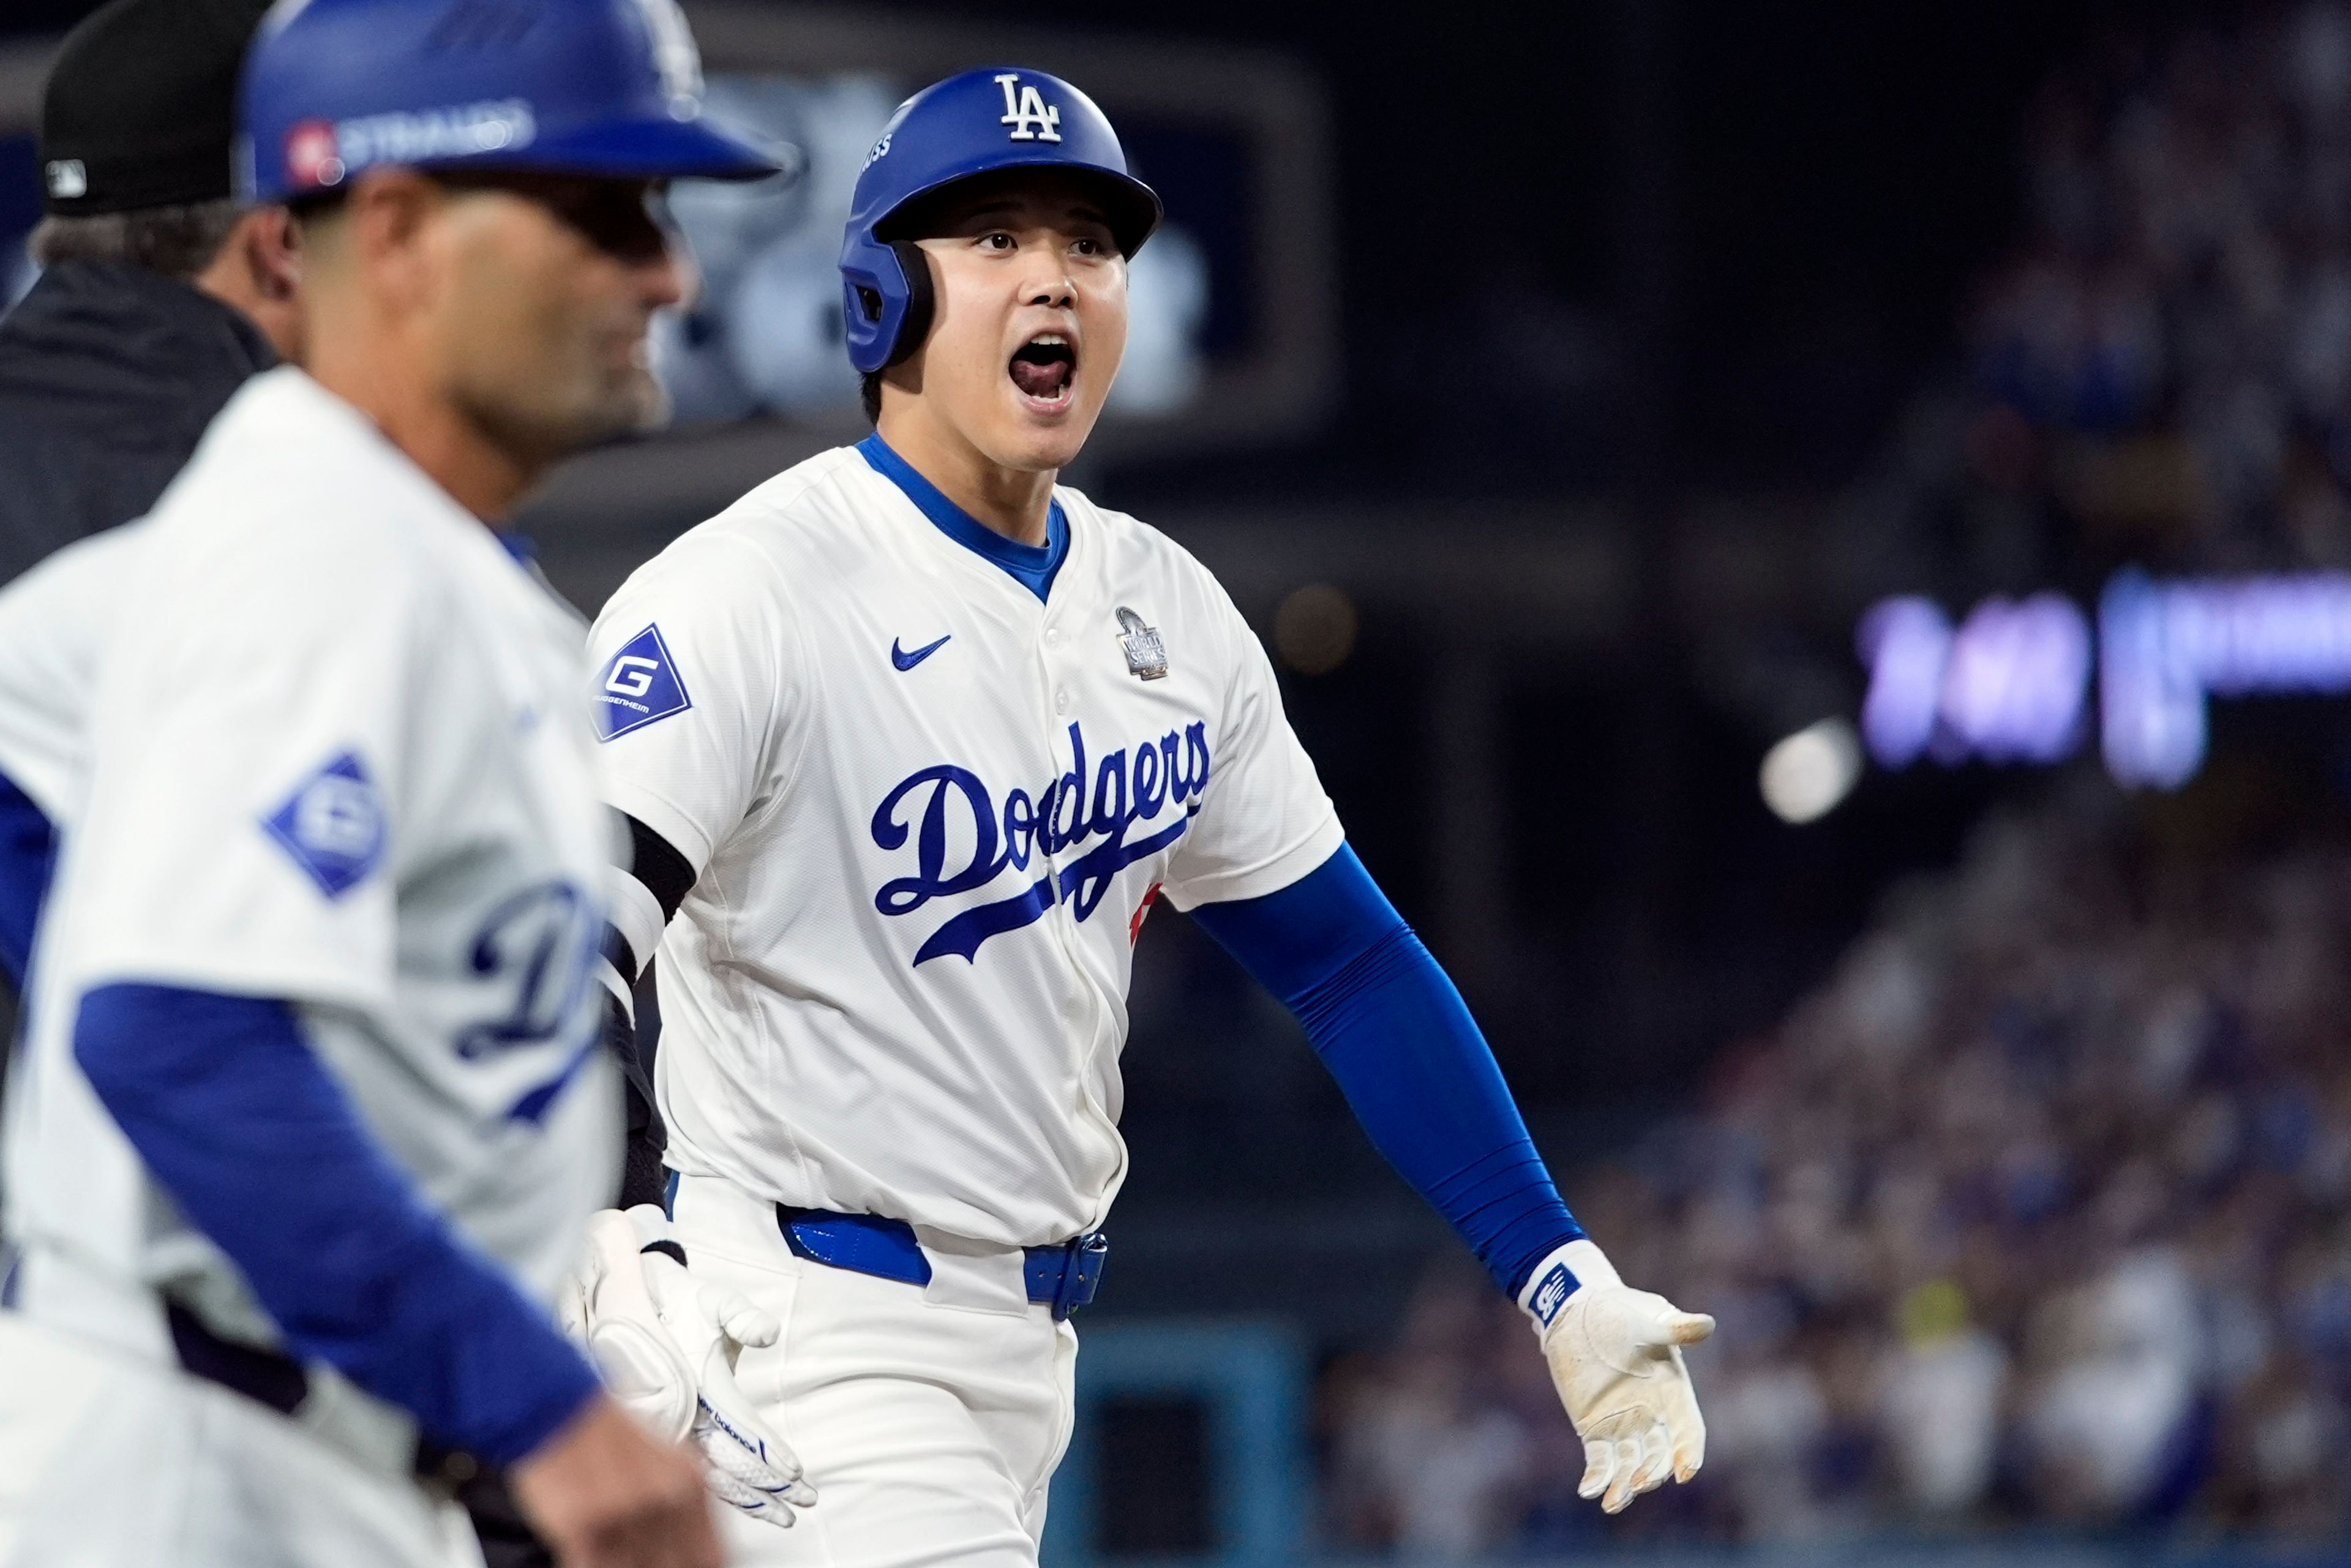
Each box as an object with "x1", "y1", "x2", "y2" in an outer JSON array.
[{"x1": 857, "y1": 433, "x2": 1067, "y2": 604}]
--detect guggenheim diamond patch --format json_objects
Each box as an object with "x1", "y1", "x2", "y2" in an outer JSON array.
[{"x1": 593, "y1": 624, "x2": 691, "y2": 741}]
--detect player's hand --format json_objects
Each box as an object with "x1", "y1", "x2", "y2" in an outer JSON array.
[
  {"x1": 1523, "y1": 1240, "x2": 1712, "y2": 1515},
  {"x1": 561, "y1": 1206, "x2": 817, "y2": 1528},
  {"x1": 508, "y1": 1392, "x2": 721, "y2": 1568},
  {"x1": 635, "y1": 1212, "x2": 816, "y2": 1526},
  {"x1": 562, "y1": 1208, "x2": 699, "y2": 1442}
]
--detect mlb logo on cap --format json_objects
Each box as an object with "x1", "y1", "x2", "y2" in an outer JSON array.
[{"x1": 284, "y1": 119, "x2": 345, "y2": 188}]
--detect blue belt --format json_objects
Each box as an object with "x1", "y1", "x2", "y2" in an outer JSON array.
[{"x1": 775, "y1": 1207, "x2": 1107, "y2": 1320}]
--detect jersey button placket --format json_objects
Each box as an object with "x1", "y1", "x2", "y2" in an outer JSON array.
[
  {"x1": 1044, "y1": 619, "x2": 1070, "y2": 712},
  {"x1": 1030, "y1": 617, "x2": 1068, "y2": 901}
]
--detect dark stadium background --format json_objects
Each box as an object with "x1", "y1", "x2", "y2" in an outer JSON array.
[{"x1": 8, "y1": 2, "x2": 2349, "y2": 1562}]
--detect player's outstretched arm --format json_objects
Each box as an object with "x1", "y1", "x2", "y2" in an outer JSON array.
[
  {"x1": 74, "y1": 983, "x2": 723, "y2": 1567},
  {"x1": 1190, "y1": 844, "x2": 1711, "y2": 1514}
]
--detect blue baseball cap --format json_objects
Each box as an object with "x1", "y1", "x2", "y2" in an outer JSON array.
[{"x1": 237, "y1": 0, "x2": 783, "y2": 204}]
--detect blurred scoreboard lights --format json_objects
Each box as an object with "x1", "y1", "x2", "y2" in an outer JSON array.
[
  {"x1": 632, "y1": 6, "x2": 1338, "y2": 457},
  {"x1": 1859, "y1": 571, "x2": 2351, "y2": 789},
  {"x1": 1859, "y1": 593, "x2": 2091, "y2": 771},
  {"x1": 658, "y1": 72, "x2": 1223, "y2": 426}
]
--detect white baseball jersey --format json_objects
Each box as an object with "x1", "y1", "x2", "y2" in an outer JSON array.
[
  {"x1": 587, "y1": 443, "x2": 1343, "y2": 1247},
  {"x1": 0, "y1": 521, "x2": 136, "y2": 825},
  {"x1": 2, "y1": 367, "x2": 620, "y2": 1360}
]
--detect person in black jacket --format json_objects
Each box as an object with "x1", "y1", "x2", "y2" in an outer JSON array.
[{"x1": 0, "y1": 0, "x2": 301, "y2": 592}]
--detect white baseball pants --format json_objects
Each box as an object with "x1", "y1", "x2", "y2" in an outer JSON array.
[
  {"x1": 666, "y1": 1172, "x2": 1081, "y2": 1568},
  {"x1": 0, "y1": 1310, "x2": 481, "y2": 1568}
]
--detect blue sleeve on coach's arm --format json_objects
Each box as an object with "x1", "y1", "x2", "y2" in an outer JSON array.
[
  {"x1": 0, "y1": 768, "x2": 57, "y2": 986},
  {"x1": 74, "y1": 983, "x2": 601, "y2": 1464},
  {"x1": 1190, "y1": 844, "x2": 1585, "y2": 1300}
]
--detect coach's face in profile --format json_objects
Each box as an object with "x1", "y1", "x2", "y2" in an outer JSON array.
[
  {"x1": 427, "y1": 171, "x2": 689, "y2": 461},
  {"x1": 897, "y1": 168, "x2": 1131, "y2": 475},
  {"x1": 304, "y1": 165, "x2": 689, "y2": 491}
]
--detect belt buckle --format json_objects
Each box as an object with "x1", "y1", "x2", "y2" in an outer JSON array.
[{"x1": 1051, "y1": 1231, "x2": 1109, "y2": 1321}]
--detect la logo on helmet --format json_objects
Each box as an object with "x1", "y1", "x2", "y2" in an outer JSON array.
[{"x1": 995, "y1": 73, "x2": 1061, "y2": 143}]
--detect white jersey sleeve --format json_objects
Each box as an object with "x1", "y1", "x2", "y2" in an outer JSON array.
[
  {"x1": 66, "y1": 506, "x2": 423, "y2": 1010},
  {"x1": 1156, "y1": 582, "x2": 1344, "y2": 912},
  {"x1": 586, "y1": 531, "x2": 804, "y2": 879}
]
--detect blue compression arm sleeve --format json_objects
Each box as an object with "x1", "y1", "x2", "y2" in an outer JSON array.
[
  {"x1": 1190, "y1": 844, "x2": 1584, "y2": 1298},
  {"x1": 0, "y1": 768, "x2": 56, "y2": 986},
  {"x1": 75, "y1": 983, "x2": 601, "y2": 1463}
]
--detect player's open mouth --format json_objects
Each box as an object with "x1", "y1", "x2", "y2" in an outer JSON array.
[{"x1": 1008, "y1": 334, "x2": 1077, "y2": 408}]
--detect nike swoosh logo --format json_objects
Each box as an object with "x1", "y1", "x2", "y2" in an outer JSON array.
[{"x1": 891, "y1": 634, "x2": 951, "y2": 672}]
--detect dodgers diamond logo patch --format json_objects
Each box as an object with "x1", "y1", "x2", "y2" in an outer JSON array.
[
  {"x1": 262, "y1": 751, "x2": 387, "y2": 899},
  {"x1": 593, "y1": 624, "x2": 691, "y2": 742}
]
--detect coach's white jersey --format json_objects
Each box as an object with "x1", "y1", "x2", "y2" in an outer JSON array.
[
  {"x1": 0, "y1": 522, "x2": 135, "y2": 824},
  {"x1": 2, "y1": 367, "x2": 620, "y2": 1359},
  {"x1": 588, "y1": 444, "x2": 1343, "y2": 1247}
]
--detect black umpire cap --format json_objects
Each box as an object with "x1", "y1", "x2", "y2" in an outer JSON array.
[{"x1": 40, "y1": 0, "x2": 278, "y2": 216}]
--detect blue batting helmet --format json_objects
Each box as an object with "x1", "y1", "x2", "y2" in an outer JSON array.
[
  {"x1": 839, "y1": 67, "x2": 1161, "y2": 374},
  {"x1": 237, "y1": 0, "x2": 782, "y2": 205}
]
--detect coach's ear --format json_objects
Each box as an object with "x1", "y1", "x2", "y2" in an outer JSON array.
[{"x1": 338, "y1": 167, "x2": 449, "y2": 320}]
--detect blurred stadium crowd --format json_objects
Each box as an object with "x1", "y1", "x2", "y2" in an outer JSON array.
[
  {"x1": 1324, "y1": 794, "x2": 2351, "y2": 1548},
  {"x1": 1319, "y1": 2, "x2": 2351, "y2": 1551},
  {"x1": 1961, "y1": 2, "x2": 2351, "y2": 579}
]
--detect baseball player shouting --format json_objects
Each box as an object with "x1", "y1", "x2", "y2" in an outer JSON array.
[
  {"x1": 574, "y1": 69, "x2": 1712, "y2": 1566},
  {"x1": 0, "y1": 1, "x2": 785, "y2": 1564}
]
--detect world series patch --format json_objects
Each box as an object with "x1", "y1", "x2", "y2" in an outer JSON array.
[{"x1": 593, "y1": 624, "x2": 691, "y2": 741}]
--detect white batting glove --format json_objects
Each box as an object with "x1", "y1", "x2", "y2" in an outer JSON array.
[
  {"x1": 1521, "y1": 1239, "x2": 1712, "y2": 1515},
  {"x1": 560, "y1": 1206, "x2": 818, "y2": 1528}
]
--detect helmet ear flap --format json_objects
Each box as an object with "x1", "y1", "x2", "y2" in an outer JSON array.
[{"x1": 882, "y1": 241, "x2": 934, "y2": 370}]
